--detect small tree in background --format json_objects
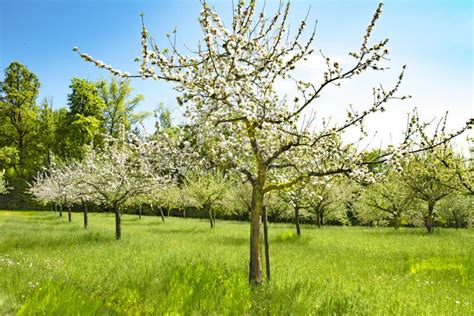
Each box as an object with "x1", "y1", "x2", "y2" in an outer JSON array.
[
  {"x1": 148, "y1": 186, "x2": 177, "y2": 219},
  {"x1": 224, "y1": 181, "x2": 252, "y2": 221},
  {"x1": 279, "y1": 184, "x2": 310, "y2": 236},
  {"x1": 437, "y1": 193, "x2": 473, "y2": 229},
  {"x1": 402, "y1": 150, "x2": 457, "y2": 233},
  {"x1": 356, "y1": 173, "x2": 413, "y2": 229},
  {"x1": 77, "y1": 134, "x2": 169, "y2": 240},
  {"x1": 29, "y1": 164, "x2": 75, "y2": 220},
  {"x1": 183, "y1": 170, "x2": 230, "y2": 228},
  {"x1": 307, "y1": 177, "x2": 353, "y2": 228},
  {"x1": 63, "y1": 162, "x2": 96, "y2": 228}
]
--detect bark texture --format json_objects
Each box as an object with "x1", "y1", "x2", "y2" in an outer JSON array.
[{"x1": 249, "y1": 182, "x2": 264, "y2": 285}]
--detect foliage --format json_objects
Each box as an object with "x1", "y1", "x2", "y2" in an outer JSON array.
[
  {"x1": 0, "y1": 170, "x2": 9, "y2": 194},
  {"x1": 437, "y1": 194, "x2": 473, "y2": 228},
  {"x1": 183, "y1": 169, "x2": 231, "y2": 227},
  {"x1": 97, "y1": 78, "x2": 144, "y2": 137},
  {"x1": 154, "y1": 102, "x2": 173, "y2": 131},
  {"x1": 36, "y1": 98, "x2": 57, "y2": 167},
  {"x1": 222, "y1": 181, "x2": 252, "y2": 220},
  {"x1": 402, "y1": 148, "x2": 458, "y2": 233},
  {"x1": 29, "y1": 163, "x2": 76, "y2": 208},
  {"x1": 0, "y1": 62, "x2": 40, "y2": 176},
  {"x1": 58, "y1": 78, "x2": 105, "y2": 160},
  {"x1": 306, "y1": 177, "x2": 354, "y2": 227},
  {"x1": 355, "y1": 172, "x2": 414, "y2": 228}
]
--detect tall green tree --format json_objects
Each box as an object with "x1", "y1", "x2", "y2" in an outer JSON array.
[
  {"x1": 0, "y1": 62, "x2": 40, "y2": 175},
  {"x1": 97, "y1": 79, "x2": 144, "y2": 137},
  {"x1": 58, "y1": 78, "x2": 105, "y2": 160}
]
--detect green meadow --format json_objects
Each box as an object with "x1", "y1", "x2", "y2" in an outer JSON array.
[{"x1": 0, "y1": 211, "x2": 472, "y2": 315}]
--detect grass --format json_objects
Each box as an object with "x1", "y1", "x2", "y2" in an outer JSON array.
[{"x1": 0, "y1": 210, "x2": 473, "y2": 315}]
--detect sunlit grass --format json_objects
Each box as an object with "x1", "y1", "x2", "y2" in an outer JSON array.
[{"x1": 0, "y1": 210, "x2": 472, "y2": 315}]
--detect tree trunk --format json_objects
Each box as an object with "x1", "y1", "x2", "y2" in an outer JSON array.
[
  {"x1": 83, "y1": 203, "x2": 88, "y2": 229},
  {"x1": 262, "y1": 205, "x2": 270, "y2": 281},
  {"x1": 249, "y1": 182, "x2": 264, "y2": 285},
  {"x1": 67, "y1": 205, "x2": 72, "y2": 222},
  {"x1": 316, "y1": 209, "x2": 322, "y2": 228},
  {"x1": 138, "y1": 205, "x2": 142, "y2": 219},
  {"x1": 208, "y1": 207, "x2": 214, "y2": 228},
  {"x1": 160, "y1": 207, "x2": 165, "y2": 222},
  {"x1": 425, "y1": 202, "x2": 435, "y2": 234},
  {"x1": 295, "y1": 207, "x2": 301, "y2": 236},
  {"x1": 115, "y1": 206, "x2": 121, "y2": 240},
  {"x1": 183, "y1": 209, "x2": 186, "y2": 218},
  {"x1": 59, "y1": 204, "x2": 63, "y2": 217},
  {"x1": 453, "y1": 213, "x2": 459, "y2": 230},
  {"x1": 393, "y1": 214, "x2": 400, "y2": 230}
]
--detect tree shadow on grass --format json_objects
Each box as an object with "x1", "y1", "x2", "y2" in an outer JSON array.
[
  {"x1": 143, "y1": 219, "x2": 166, "y2": 226},
  {"x1": 210, "y1": 235, "x2": 248, "y2": 247},
  {"x1": 363, "y1": 228, "x2": 435, "y2": 237},
  {"x1": 271, "y1": 231, "x2": 311, "y2": 245},
  {"x1": 146, "y1": 226, "x2": 210, "y2": 235},
  {"x1": 121, "y1": 216, "x2": 143, "y2": 223}
]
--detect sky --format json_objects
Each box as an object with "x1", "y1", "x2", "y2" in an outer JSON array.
[{"x1": 0, "y1": 0, "x2": 472, "y2": 151}]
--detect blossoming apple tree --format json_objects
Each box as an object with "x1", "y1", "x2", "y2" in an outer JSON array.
[
  {"x1": 30, "y1": 164, "x2": 77, "y2": 221},
  {"x1": 74, "y1": 1, "x2": 470, "y2": 284},
  {"x1": 356, "y1": 172, "x2": 413, "y2": 229},
  {"x1": 305, "y1": 176, "x2": 354, "y2": 228},
  {"x1": 76, "y1": 133, "x2": 171, "y2": 240},
  {"x1": 279, "y1": 183, "x2": 310, "y2": 236},
  {"x1": 183, "y1": 169, "x2": 230, "y2": 228}
]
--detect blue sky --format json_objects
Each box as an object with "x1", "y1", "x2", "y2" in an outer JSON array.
[{"x1": 0, "y1": 0, "x2": 472, "y2": 149}]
